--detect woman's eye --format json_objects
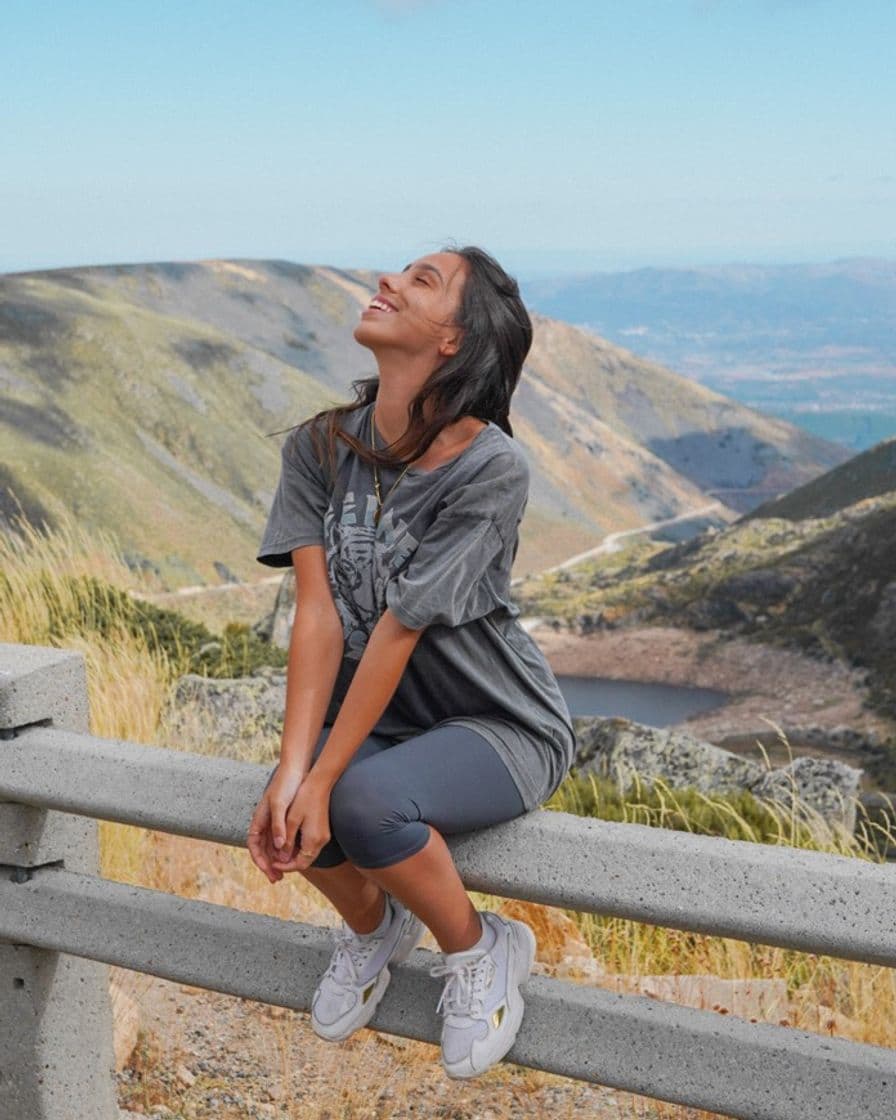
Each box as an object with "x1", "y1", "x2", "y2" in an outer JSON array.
[{"x1": 415, "y1": 276, "x2": 428, "y2": 285}]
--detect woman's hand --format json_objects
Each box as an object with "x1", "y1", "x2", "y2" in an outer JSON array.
[
  {"x1": 268, "y1": 773, "x2": 333, "y2": 873},
  {"x1": 246, "y1": 764, "x2": 333, "y2": 882},
  {"x1": 247, "y1": 763, "x2": 304, "y2": 883}
]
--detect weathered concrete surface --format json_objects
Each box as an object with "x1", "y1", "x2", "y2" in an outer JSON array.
[
  {"x1": 0, "y1": 642, "x2": 118, "y2": 1120},
  {"x1": 3, "y1": 724, "x2": 895, "y2": 966},
  {"x1": 1, "y1": 863, "x2": 893, "y2": 1120}
]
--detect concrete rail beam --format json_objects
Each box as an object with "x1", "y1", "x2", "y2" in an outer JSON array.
[
  {"x1": 1, "y1": 863, "x2": 894, "y2": 1120},
  {"x1": 2, "y1": 723, "x2": 896, "y2": 966}
]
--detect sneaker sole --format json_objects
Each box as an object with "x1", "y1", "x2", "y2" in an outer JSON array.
[
  {"x1": 312, "y1": 904, "x2": 426, "y2": 1042},
  {"x1": 441, "y1": 916, "x2": 537, "y2": 1080}
]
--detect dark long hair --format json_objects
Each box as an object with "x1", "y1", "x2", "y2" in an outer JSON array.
[{"x1": 273, "y1": 243, "x2": 533, "y2": 478}]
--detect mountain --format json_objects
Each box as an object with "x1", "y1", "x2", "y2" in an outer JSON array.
[
  {"x1": 741, "y1": 435, "x2": 896, "y2": 522},
  {"x1": 521, "y1": 258, "x2": 896, "y2": 452},
  {"x1": 0, "y1": 258, "x2": 849, "y2": 587}
]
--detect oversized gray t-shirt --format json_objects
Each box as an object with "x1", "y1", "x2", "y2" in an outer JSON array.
[{"x1": 255, "y1": 400, "x2": 577, "y2": 810}]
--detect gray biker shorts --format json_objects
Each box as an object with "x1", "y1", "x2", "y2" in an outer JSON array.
[{"x1": 263, "y1": 722, "x2": 527, "y2": 870}]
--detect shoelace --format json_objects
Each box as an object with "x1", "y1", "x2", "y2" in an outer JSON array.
[
  {"x1": 325, "y1": 921, "x2": 385, "y2": 986},
  {"x1": 429, "y1": 949, "x2": 496, "y2": 1017}
]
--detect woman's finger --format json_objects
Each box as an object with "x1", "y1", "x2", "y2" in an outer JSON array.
[
  {"x1": 247, "y1": 797, "x2": 283, "y2": 883},
  {"x1": 247, "y1": 798, "x2": 272, "y2": 869},
  {"x1": 261, "y1": 819, "x2": 285, "y2": 882},
  {"x1": 269, "y1": 792, "x2": 289, "y2": 853},
  {"x1": 269, "y1": 847, "x2": 308, "y2": 872},
  {"x1": 272, "y1": 805, "x2": 306, "y2": 866},
  {"x1": 262, "y1": 828, "x2": 283, "y2": 878},
  {"x1": 273, "y1": 825, "x2": 331, "y2": 872}
]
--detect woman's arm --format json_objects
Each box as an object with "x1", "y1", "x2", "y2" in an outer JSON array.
[
  {"x1": 251, "y1": 545, "x2": 343, "y2": 875},
  {"x1": 278, "y1": 546, "x2": 345, "y2": 779},
  {"x1": 306, "y1": 607, "x2": 425, "y2": 792},
  {"x1": 266, "y1": 607, "x2": 424, "y2": 871},
  {"x1": 278, "y1": 599, "x2": 344, "y2": 779}
]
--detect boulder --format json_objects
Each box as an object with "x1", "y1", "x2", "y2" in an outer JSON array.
[
  {"x1": 714, "y1": 569, "x2": 797, "y2": 603},
  {"x1": 161, "y1": 666, "x2": 286, "y2": 751},
  {"x1": 252, "y1": 573, "x2": 296, "y2": 649},
  {"x1": 572, "y1": 715, "x2": 863, "y2": 831},
  {"x1": 751, "y1": 755, "x2": 863, "y2": 834},
  {"x1": 687, "y1": 596, "x2": 750, "y2": 629},
  {"x1": 574, "y1": 715, "x2": 765, "y2": 795}
]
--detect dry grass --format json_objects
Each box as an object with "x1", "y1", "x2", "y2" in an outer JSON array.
[
  {"x1": 545, "y1": 752, "x2": 896, "y2": 1051},
  {"x1": 3, "y1": 506, "x2": 894, "y2": 1119}
]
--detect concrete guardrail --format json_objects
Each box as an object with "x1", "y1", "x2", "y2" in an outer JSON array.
[{"x1": 1, "y1": 642, "x2": 894, "y2": 1120}]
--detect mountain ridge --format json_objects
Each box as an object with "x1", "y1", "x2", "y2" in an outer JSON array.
[{"x1": 0, "y1": 258, "x2": 849, "y2": 588}]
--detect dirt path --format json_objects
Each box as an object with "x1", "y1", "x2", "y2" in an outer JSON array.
[{"x1": 524, "y1": 502, "x2": 729, "y2": 579}]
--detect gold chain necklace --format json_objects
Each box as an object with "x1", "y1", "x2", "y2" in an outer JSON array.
[{"x1": 371, "y1": 407, "x2": 413, "y2": 527}]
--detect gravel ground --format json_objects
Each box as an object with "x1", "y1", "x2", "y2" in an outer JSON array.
[{"x1": 113, "y1": 970, "x2": 689, "y2": 1120}]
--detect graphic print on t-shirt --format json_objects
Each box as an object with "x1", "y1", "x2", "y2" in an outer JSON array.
[{"x1": 324, "y1": 488, "x2": 420, "y2": 660}]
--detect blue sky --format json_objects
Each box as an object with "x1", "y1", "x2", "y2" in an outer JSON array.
[{"x1": 3, "y1": 0, "x2": 894, "y2": 276}]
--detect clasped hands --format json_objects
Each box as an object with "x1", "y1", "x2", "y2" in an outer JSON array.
[{"x1": 247, "y1": 763, "x2": 333, "y2": 883}]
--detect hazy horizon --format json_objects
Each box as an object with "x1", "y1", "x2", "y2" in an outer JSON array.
[{"x1": 5, "y1": 248, "x2": 895, "y2": 283}]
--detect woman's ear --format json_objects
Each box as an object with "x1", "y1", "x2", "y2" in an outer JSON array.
[{"x1": 439, "y1": 330, "x2": 462, "y2": 357}]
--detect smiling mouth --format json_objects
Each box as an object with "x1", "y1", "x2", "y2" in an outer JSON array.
[{"x1": 367, "y1": 297, "x2": 397, "y2": 313}]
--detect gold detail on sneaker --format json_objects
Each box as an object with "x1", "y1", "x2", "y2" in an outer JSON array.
[
  {"x1": 362, "y1": 981, "x2": 376, "y2": 1003},
  {"x1": 491, "y1": 1004, "x2": 506, "y2": 1029}
]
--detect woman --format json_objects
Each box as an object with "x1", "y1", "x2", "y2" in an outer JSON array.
[{"x1": 248, "y1": 243, "x2": 576, "y2": 1080}]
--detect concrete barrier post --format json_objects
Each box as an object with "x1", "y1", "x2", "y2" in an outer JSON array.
[{"x1": 0, "y1": 643, "x2": 118, "y2": 1120}]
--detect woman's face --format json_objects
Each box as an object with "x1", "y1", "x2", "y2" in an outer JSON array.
[{"x1": 353, "y1": 251, "x2": 469, "y2": 361}]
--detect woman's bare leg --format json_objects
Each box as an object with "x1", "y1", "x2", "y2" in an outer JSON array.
[
  {"x1": 300, "y1": 861, "x2": 388, "y2": 935},
  {"x1": 300, "y1": 825, "x2": 481, "y2": 953},
  {"x1": 349, "y1": 824, "x2": 483, "y2": 954},
  {"x1": 293, "y1": 724, "x2": 521, "y2": 953}
]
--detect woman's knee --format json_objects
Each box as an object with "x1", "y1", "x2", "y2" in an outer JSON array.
[
  {"x1": 306, "y1": 843, "x2": 348, "y2": 869},
  {"x1": 329, "y1": 765, "x2": 400, "y2": 838},
  {"x1": 327, "y1": 766, "x2": 433, "y2": 868}
]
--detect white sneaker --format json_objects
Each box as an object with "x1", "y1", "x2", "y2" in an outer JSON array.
[
  {"x1": 429, "y1": 910, "x2": 537, "y2": 1079},
  {"x1": 311, "y1": 893, "x2": 426, "y2": 1042}
]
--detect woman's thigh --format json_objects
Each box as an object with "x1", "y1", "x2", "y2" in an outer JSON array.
[
  {"x1": 378, "y1": 723, "x2": 527, "y2": 833},
  {"x1": 264, "y1": 723, "x2": 391, "y2": 788},
  {"x1": 326, "y1": 722, "x2": 528, "y2": 868}
]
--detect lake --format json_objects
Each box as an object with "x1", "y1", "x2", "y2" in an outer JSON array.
[{"x1": 556, "y1": 674, "x2": 730, "y2": 727}]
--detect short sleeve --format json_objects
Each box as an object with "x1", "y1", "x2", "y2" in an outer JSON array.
[
  {"x1": 384, "y1": 451, "x2": 529, "y2": 630},
  {"x1": 256, "y1": 421, "x2": 331, "y2": 568}
]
